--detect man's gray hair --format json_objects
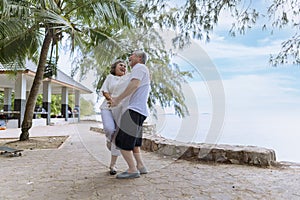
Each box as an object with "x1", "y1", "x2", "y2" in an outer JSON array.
[{"x1": 134, "y1": 50, "x2": 147, "y2": 64}]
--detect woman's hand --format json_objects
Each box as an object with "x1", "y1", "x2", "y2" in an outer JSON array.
[{"x1": 103, "y1": 92, "x2": 112, "y2": 101}]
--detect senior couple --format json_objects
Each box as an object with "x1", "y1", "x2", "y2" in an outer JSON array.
[{"x1": 100, "y1": 50, "x2": 150, "y2": 179}]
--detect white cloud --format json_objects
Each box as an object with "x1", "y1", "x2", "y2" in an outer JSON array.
[
  {"x1": 224, "y1": 72, "x2": 295, "y2": 108},
  {"x1": 195, "y1": 35, "x2": 282, "y2": 60},
  {"x1": 185, "y1": 72, "x2": 300, "y2": 114}
]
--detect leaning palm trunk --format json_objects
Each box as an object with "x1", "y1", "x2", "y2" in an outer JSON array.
[{"x1": 20, "y1": 31, "x2": 52, "y2": 141}]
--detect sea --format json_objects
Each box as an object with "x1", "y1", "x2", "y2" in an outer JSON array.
[{"x1": 87, "y1": 109, "x2": 300, "y2": 164}]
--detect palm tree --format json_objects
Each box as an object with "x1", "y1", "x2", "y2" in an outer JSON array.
[{"x1": 1, "y1": 0, "x2": 136, "y2": 140}]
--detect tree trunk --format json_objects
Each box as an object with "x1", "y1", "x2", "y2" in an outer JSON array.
[{"x1": 19, "y1": 30, "x2": 53, "y2": 141}]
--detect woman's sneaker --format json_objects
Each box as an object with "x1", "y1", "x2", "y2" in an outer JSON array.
[{"x1": 109, "y1": 166, "x2": 117, "y2": 175}]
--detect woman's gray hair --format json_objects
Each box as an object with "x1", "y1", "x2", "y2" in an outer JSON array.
[{"x1": 134, "y1": 50, "x2": 147, "y2": 64}]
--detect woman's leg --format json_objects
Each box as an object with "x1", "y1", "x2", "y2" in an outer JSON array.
[
  {"x1": 101, "y1": 109, "x2": 119, "y2": 174},
  {"x1": 109, "y1": 155, "x2": 118, "y2": 175},
  {"x1": 109, "y1": 140, "x2": 121, "y2": 174},
  {"x1": 100, "y1": 109, "x2": 115, "y2": 140}
]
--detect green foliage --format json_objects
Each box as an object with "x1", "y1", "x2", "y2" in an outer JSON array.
[
  {"x1": 129, "y1": 0, "x2": 299, "y2": 65},
  {"x1": 0, "y1": 0, "x2": 137, "y2": 68},
  {"x1": 75, "y1": 27, "x2": 192, "y2": 117},
  {"x1": 79, "y1": 97, "x2": 95, "y2": 116},
  {"x1": 0, "y1": 0, "x2": 41, "y2": 68},
  {"x1": 44, "y1": 62, "x2": 57, "y2": 78},
  {"x1": 49, "y1": 94, "x2": 75, "y2": 116},
  {"x1": 50, "y1": 95, "x2": 61, "y2": 116},
  {"x1": 0, "y1": 92, "x2": 3, "y2": 110},
  {"x1": 163, "y1": 0, "x2": 299, "y2": 65},
  {"x1": 36, "y1": 94, "x2": 43, "y2": 107},
  {"x1": 0, "y1": 91, "x2": 14, "y2": 110}
]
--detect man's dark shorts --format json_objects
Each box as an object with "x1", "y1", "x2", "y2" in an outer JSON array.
[{"x1": 115, "y1": 109, "x2": 147, "y2": 151}]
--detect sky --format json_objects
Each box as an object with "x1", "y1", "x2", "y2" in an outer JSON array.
[
  {"x1": 57, "y1": 1, "x2": 300, "y2": 163},
  {"x1": 153, "y1": 1, "x2": 300, "y2": 163}
]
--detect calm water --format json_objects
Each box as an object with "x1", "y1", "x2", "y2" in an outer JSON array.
[
  {"x1": 154, "y1": 112, "x2": 300, "y2": 163},
  {"x1": 91, "y1": 111, "x2": 300, "y2": 163}
]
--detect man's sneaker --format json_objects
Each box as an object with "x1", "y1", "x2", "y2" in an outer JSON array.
[
  {"x1": 116, "y1": 171, "x2": 140, "y2": 179},
  {"x1": 138, "y1": 166, "x2": 148, "y2": 174}
]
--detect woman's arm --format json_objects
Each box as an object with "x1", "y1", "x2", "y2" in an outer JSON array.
[{"x1": 102, "y1": 91, "x2": 112, "y2": 101}]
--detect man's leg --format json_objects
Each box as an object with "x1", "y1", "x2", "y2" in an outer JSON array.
[
  {"x1": 133, "y1": 147, "x2": 145, "y2": 169},
  {"x1": 133, "y1": 147, "x2": 148, "y2": 174},
  {"x1": 115, "y1": 110, "x2": 144, "y2": 178},
  {"x1": 120, "y1": 149, "x2": 138, "y2": 173}
]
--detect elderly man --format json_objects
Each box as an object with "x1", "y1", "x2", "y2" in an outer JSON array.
[{"x1": 109, "y1": 50, "x2": 150, "y2": 179}]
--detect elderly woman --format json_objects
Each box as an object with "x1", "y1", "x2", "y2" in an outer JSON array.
[{"x1": 100, "y1": 59, "x2": 130, "y2": 175}]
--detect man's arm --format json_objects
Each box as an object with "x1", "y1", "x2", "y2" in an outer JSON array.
[{"x1": 109, "y1": 79, "x2": 140, "y2": 107}]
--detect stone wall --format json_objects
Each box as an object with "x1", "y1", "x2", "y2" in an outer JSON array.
[{"x1": 90, "y1": 123, "x2": 277, "y2": 167}]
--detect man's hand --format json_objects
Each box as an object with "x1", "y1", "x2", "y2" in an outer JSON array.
[
  {"x1": 108, "y1": 79, "x2": 140, "y2": 108},
  {"x1": 108, "y1": 97, "x2": 120, "y2": 107}
]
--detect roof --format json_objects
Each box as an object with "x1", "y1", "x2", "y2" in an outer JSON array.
[{"x1": 0, "y1": 61, "x2": 93, "y2": 94}]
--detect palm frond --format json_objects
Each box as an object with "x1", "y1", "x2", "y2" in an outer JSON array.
[
  {"x1": 0, "y1": 18, "x2": 41, "y2": 67},
  {"x1": 39, "y1": 0, "x2": 61, "y2": 12},
  {"x1": 91, "y1": 0, "x2": 135, "y2": 28},
  {"x1": 34, "y1": 9, "x2": 74, "y2": 30},
  {"x1": 1, "y1": 1, "x2": 32, "y2": 18}
]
